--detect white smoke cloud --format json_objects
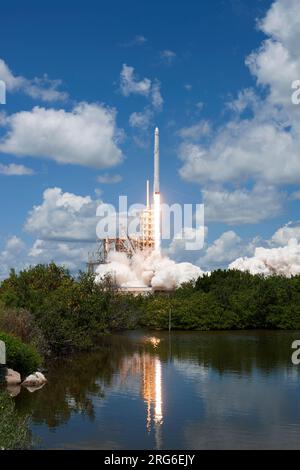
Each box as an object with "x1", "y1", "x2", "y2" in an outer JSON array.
[
  {"x1": 95, "y1": 250, "x2": 205, "y2": 289},
  {"x1": 229, "y1": 238, "x2": 300, "y2": 277}
]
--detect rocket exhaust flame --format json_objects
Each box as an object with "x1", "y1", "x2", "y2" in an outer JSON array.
[{"x1": 154, "y1": 193, "x2": 161, "y2": 253}]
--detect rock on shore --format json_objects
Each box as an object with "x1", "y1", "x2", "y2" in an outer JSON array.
[
  {"x1": 22, "y1": 372, "x2": 47, "y2": 388},
  {"x1": 5, "y1": 369, "x2": 21, "y2": 385}
]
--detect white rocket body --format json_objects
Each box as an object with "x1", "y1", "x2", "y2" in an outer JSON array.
[
  {"x1": 154, "y1": 127, "x2": 160, "y2": 194},
  {"x1": 153, "y1": 127, "x2": 161, "y2": 252}
]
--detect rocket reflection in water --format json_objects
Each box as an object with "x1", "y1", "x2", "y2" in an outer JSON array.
[
  {"x1": 142, "y1": 352, "x2": 163, "y2": 449},
  {"x1": 118, "y1": 340, "x2": 163, "y2": 449}
]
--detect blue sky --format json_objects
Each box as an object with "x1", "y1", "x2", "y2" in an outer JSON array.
[{"x1": 1, "y1": 0, "x2": 300, "y2": 277}]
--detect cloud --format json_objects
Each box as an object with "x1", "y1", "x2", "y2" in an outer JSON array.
[
  {"x1": 165, "y1": 227, "x2": 208, "y2": 265},
  {"x1": 129, "y1": 108, "x2": 153, "y2": 130},
  {"x1": 1, "y1": 236, "x2": 26, "y2": 257},
  {"x1": 120, "y1": 64, "x2": 163, "y2": 109},
  {"x1": 203, "y1": 184, "x2": 284, "y2": 224},
  {"x1": 96, "y1": 173, "x2": 122, "y2": 184},
  {"x1": 226, "y1": 88, "x2": 259, "y2": 114},
  {"x1": 165, "y1": 227, "x2": 260, "y2": 272},
  {"x1": 246, "y1": 0, "x2": 300, "y2": 107},
  {"x1": 197, "y1": 219, "x2": 300, "y2": 274},
  {"x1": 120, "y1": 35, "x2": 147, "y2": 47},
  {"x1": 0, "y1": 103, "x2": 124, "y2": 168},
  {"x1": 290, "y1": 190, "x2": 300, "y2": 200},
  {"x1": 177, "y1": 120, "x2": 211, "y2": 141},
  {"x1": 24, "y1": 187, "x2": 99, "y2": 242},
  {"x1": 0, "y1": 163, "x2": 34, "y2": 176},
  {"x1": 0, "y1": 235, "x2": 94, "y2": 279},
  {"x1": 0, "y1": 187, "x2": 109, "y2": 279},
  {"x1": 0, "y1": 236, "x2": 28, "y2": 280},
  {"x1": 184, "y1": 84, "x2": 192, "y2": 91},
  {"x1": 229, "y1": 238, "x2": 300, "y2": 277},
  {"x1": 28, "y1": 239, "x2": 93, "y2": 272},
  {"x1": 178, "y1": 115, "x2": 300, "y2": 186},
  {"x1": 197, "y1": 231, "x2": 257, "y2": 270},
  {"x1": 120, "y1": 64, "x2": 152, "y2": 97},
  {"x1": 150, "y1": 80, "x2": 163, "y2": 109},
  {"x1": 271, "y1": 221, "x2": 300, "y2": 245},
  {"x1": 0, "y1": 58, "x2": 68, "y2": 102},
  {"x1": 179, "y1": 0, "x2": 300, "y2": 187},
  {"x1": 160, "y1": 49, "x2": 176, "y2": 65}
]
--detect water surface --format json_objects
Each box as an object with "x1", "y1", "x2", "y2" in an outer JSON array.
[{"x1": 13, "y1": 330, "x2": 300, "y2": 449}]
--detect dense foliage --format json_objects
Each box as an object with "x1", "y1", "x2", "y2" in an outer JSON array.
[
  {"x1": 0, "y1": 332, "x2": 41, "y2": 376},
  {"x1": 0, "y1": 390, "x2": 32, "y2": 449},
  {"x1": 1, "y1": 264, "x2": 300, "y2": 356},
  {"x1": 0, "y1": 264, "x2": 138, "y2": 354}
]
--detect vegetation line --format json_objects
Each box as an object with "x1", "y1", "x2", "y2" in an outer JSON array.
[{"x1": 0, "y1": 263, "x2": 300, "y2": 360}]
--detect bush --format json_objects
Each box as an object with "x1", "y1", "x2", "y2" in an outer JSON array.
[
  {"x1": 0, "y1": 390, "x2": 31, "y2": 449},
  {"x1": 0, "y1": 304, "x2": 47, "y2": 355},
  {"x1": 0, "y1": 331, "x2": 42, "y2": 376}
]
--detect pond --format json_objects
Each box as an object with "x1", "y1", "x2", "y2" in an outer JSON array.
[{"x1": 11, "y1": 330, "x2": 300, "y2": 449}]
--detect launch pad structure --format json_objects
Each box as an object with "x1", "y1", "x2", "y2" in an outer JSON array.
[
  {"x1": 87, "y1": 128, "x2": 160, "y2": 287},
  {"x1": 86, "y1": 189, "x2": 155, "y2": 273}
]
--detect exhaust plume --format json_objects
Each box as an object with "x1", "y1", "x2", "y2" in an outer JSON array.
[
  {"x1": 229, "y1": 238, "x2": 300, "y2": 277},
  {"x1": 95, "y1": 250, "x2": 204, "y2": 290}
]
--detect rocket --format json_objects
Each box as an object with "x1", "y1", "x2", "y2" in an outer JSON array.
[
  {"x1": 154, "y1": 127, "x2": 160, "y2": 194},
  {"x1": 153, "y1": 127, "x2": 161, "y2": 252}
]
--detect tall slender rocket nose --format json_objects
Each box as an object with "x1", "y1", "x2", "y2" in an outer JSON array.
[{"x1": 154, "y1": 127, "x2": 160, "y2": 194}]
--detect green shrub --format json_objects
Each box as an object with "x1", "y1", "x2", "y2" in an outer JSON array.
[
  {"x1": 0, "y1": 390, "x2": 31, "y2": 449},
  {"x1": 0, "y1": 331, "x2": 41, "y2": 376},
  {"x1": 0, "y1": 305, "x2": 47, "y2": 355}
]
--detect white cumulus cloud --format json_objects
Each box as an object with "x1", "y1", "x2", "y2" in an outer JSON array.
[
  {"x1": 24, "y1": 187, "x2": 100, "y2": 242},
  {"x1": 198, "y1": 231, "x2": 257, "y2": 270},
  {"x1": 179, "y1": 0, "x2": 300, "y2": 195},
  {"x1": 0, "y1": 103, "x2": 124, "y2": 168},
  {"x1": 0, "y1": 58, "x2": 68, "y2": 102},
  {"x1": 203, "y1": 185, "x2": 284, "y2": 224},
  {"x1": 0, "y1": 163, "x2": 34, "y2": 176},
  {"x1": 271, "y1": 222, "x2": 300, "y2": 245}
]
